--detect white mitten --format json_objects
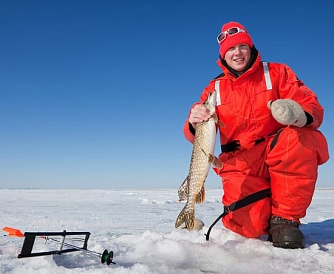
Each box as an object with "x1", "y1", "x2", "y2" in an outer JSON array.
[{"x1": 268, "y1": 99, "x2": 307, "y2": 127}]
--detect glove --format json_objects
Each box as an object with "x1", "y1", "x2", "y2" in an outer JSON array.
[{"x1": 268, "y1": 99, "x2": 307, "y2": 127}]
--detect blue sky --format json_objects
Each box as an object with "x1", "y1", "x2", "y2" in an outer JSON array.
[{"x1": 0, "y1": 0, "x2": 333, "y2": 189}]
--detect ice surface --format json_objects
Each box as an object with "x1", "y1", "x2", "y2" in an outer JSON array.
[{"x1": 1, "y1": 188, "x2": 333, "y2": 273}]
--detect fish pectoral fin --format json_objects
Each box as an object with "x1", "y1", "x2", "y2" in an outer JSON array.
[
  {"x1": 212, "y1": 113, "x2": 225, "y2": 128},
  {"x1": 178, "y1": 176, "x2": 189, "y2": 201},
  {"x1": 196, "y1": 184, "x2": 206, "y2": 204},
  {"x1": 208, "y1": 154, "x2": 223, "y2": 169},
  {"x1": 217, "y1": 120, "x2": 225, "y2": 128},
  {"x1": 202, "y1": 149, "x2": 222, "y2": 169}
]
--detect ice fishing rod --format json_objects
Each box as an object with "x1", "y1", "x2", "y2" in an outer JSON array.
[
  {"x1": 2, "y1": 227, "x2": 115, "y2": 265},
  {"x1": 40, "y1": 234, "x2": 115, "y2": 265}
]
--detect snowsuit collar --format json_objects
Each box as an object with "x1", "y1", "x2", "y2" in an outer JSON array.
[{"x1": 217, "y1": 47, "x2": 260, "y2": 79}]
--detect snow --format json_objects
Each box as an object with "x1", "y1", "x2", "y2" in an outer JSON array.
[{"x1": 1, "y1": 188, "x2": 334, "y2": 274}]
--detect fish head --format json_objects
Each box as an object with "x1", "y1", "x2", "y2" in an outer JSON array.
[{"x1": 204, "y1": 90, "x2": 217, "y2": 115}]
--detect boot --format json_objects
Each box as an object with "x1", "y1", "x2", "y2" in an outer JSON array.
[{"x1": 268, "y1": 216, "x2": 305, "y2": 249}]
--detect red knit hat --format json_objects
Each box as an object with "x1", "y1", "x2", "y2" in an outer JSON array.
[{"x1": 218, "y1": 22, "x2": 253, "y2": 58}]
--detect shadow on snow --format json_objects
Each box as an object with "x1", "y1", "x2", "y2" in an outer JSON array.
[{"x1": 302, "y1": 218, "x2": 334, "y2": 250}]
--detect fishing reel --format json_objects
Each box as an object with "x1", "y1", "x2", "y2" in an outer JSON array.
[{"x1": 101, "y1": 249, "x2": 114, "y2": 265}]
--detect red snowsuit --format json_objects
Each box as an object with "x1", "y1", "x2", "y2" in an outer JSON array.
[{"x1": 183, "y1": 51, "x2": 329, "y2": 238}]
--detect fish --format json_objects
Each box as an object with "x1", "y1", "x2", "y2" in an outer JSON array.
[{"x1": 175, "y1": 90, "x2": 223, "y2": 231}]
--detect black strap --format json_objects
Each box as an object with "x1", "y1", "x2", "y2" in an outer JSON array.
[
  {"x1": 205, "y1": 188, "x2": 271, "y2": 241},
  {"x1": 269, "y1": 129, "x2": 283, "y2": 151}
]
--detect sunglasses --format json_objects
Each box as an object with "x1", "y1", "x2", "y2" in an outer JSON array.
[{"x1": 217, "y1": 27, "x2": 247, "y2": 44}]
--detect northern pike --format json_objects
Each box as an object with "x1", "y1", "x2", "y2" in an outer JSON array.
[{"x1": 175, "y1": 90, "x2": 222, "y2": 231}]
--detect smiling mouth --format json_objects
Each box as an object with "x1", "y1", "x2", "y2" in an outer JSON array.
[{"x1": 234, "y1": 58, "x2": 244, "y2": 62}]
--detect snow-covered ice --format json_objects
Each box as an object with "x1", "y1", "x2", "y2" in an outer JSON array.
[{"x1": 1, "y1": 188, "x2": 334, "y2": 274}]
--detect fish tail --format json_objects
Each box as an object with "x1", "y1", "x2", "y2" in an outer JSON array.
[{"x1": 175, "y1": 205, "x2": 195, "y2": 231}]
